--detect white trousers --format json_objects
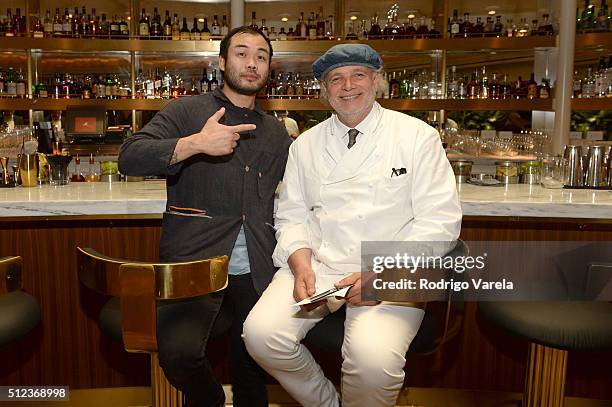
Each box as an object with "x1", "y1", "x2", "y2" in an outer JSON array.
[{"x1": 243, "y1": 269, "x2": 424, "y2": 407}]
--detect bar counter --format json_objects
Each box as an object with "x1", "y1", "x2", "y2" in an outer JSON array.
[
  {"x1": 1, "y1": 180, "x2": 611, "y2": 401},
  {"x1": 0, "y1": 180, "x2": 611, "y2": 219}
]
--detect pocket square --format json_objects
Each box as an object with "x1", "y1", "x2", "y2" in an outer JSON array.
[{"x1": 391, "y1": 167, "x2": 407, "y2": 177}]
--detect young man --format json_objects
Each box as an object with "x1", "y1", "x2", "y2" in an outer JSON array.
[
  {"x1": 243, "y1": 44, "x2": 462, "y2": 407},
  {"x1": 118, "y1": 27, "x2": 291, "y2": 407}
]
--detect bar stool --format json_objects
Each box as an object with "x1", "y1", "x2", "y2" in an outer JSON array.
[
  {"x1": 76, "y1": 247, "x2": 228, "y2": 407},
  {"x1": 0, "y1": 256, "x2": 41, "y2": 347},
  {"x1": 304, "y1": 239, "x2": 469, "y2": 359},
  {"x1": 479, "y1": 264, "x2": 612, "y2": 407}
]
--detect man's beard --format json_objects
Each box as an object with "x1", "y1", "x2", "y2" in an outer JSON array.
[{"x1": 222, "y1": 67, "x2": 268, "y2": 96}]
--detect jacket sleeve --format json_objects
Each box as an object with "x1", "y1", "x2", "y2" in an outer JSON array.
[
  {"x1": 118, "y1": 100, "x2": 188, "y2": 176},
  {"x1": 403, "y1": 124, "x2": 463, "y2": 255},
  {"x1": 272, "y1": 140, "x2": 311, "y2": 267}
]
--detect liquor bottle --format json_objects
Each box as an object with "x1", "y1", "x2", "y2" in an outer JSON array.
[
  {"x1": 404, "y1": 16, "x2": 416, "y2": 38},
  {"x1": 171, "y1": 14, "x2": 180, "y2": 40},
  {"x1": 276, "y1": 72, "x2": 287, "y2": 98},
  {"x1": 580, "y1": 0, "x2": 594, "y2": 32},
  {"x1": 118, "y1": 15, "x2": 132, "y2": 38},
  {"x1": 595, "y1": 57, "x2": 607, "y2": 96},
  {"x1": 16, "y1": 68, "x2": 26, "y2": 98},
  {"x1": 153, "y1": 68, "x2": 162, "y2": 98},
  {"x1": 53, "y1": 8, "x2": 63, "y2": 37},
  {"x1": 416, "y1": 17, "x2": 429, "y2": 38},
  {"x1": 150, "y1": 8, "x2": 162, "y2": 38},
  {"x1": 359, "y1": 19, "x2": 369, "y2": 40},
  {"x1": 369, "y1": 14, "x2": 382, "y2": 39},
  {"x1": 15, "y1": 8, "x2": 26, "y2": 35},
  {"x1": 4, "y1": 9, "x2": 15, "y2": 37},
  {"x1": 110, "y1": 15, "x2": 120, "y2": 37},
  {"x1": 472, "y1": 17, "x2": 484, "y2": 37},
  {"x1": 449, "y1": 9, "x2": 460, "y2": 38},
  {"x1": 539, "y1": 78, "x2": 551, "y2": 99},
  {"x1": 163, "y1": 10, "x2": 172, "y2": 37},
  {"x1": 250, "y1": 12, "x2": 258, "y2": 30},
  {"x1": 0, "y1": 69, "x2": 4, "y2": 96},
  {"x1": 500, "y1": 74, "x2": 511, "y2": 99},
  {"x1": 285, "y1": 73, "x2": 296, "y2": 98},
  {"x1": 5, "y1": 67, "x2": 16, "y2": 97},
  {"x1": 32, "y1": 17, "x2": 44, "y2": 38},
  {"x1": 99, "y1": 14, "x2": 109, "y2": 37},
  {"x1": 260, "y1": 19, "x2": 269, "y2": 37},
  {"x1": 494, "y1": 16, "x2": 504, "y2": 35},
  {"x1": 462, "y1": 13, "x2": 472, "y2": 37},
  {"x1": 389, "y1": 71, "x2": 400, "y2": 99},
  {"x1": 43, "y1": 9, "x2": 53, "y2": 37},
  {"x1": 287, "y1": 27, "x2": 297, "y2": 39},
  {"x1": 180, "y1": 18, "x2": 190, "y2": 40},
  {"x1": 446, "y1": 66, "x2": 458, "y2": 99},
  {"x1": 188, "y1": 77, "x2": 200, "y2": 95},
  {"x1": 429, "y1": 19, "x2": 441, "y2": 38},
  {"x1": 316, "y1": 8, "x2": 326, "y2": 39},
  {"x1": 572, "y1": 70, "x2": 582, "y2": 98},
  {"x1": 483, "y1": 17, "x2": 494, "y2": 37},
  {"x1": 539, "y1": 14, "x2": 554, "y2": 35},
  {"x1": 294, "y1": 73, "x2": 304, "y2": 98},
  {"x1": 267, "y1": 71, "x2": 278, "y2": 97},
  {"x1": 90, "y1": 8, "x2": 99, "y2": 38},
  {"x1": 345, "y1": 21, "x2": 358, "y2": 40},
  {"x1": 81, "y1": 75, "x2": 92, "y2": 99},
  {"x1": 596, "y1": 0, "x2": 610, "y2": 32},
  {"x1": 268, "y1": 27, "x2": 278, "y2": 40},
  {"x1": 308, "y1": 13, "x2": 317, "y2": 39},
  {"x1": 211, "y1": 15, "x2": 221, "y2": 36},
  {"x1": 62, "y1": 8, "x2": 72, "y2": 37},
  {"x1": 190, "y1": 17, "x2": 200, "y2": 40},
  {"x1": 296, "y1": 12, "x2": 306, "y2": 38},
  {"x1": 466, "y1": 71, "x2": 478, "y2": 99},
  {"x1": 221, "y1": 15, "x2": 229, "y2": 36},
  {"x1": 201, "y1": 18, "x2": 211, "y2": 39},
  {"x1": 35, "y1": 79, "x2": 48, "y2": 98},
  {"x1": 85, "y1": 154, "x2": 100, "y2": 182},
  {"x1": 527, "y1": 73, "x2": 538, "y2": 99},
  {"x1": 530, "y1": 19, "x2": 539, "y2": 36},
  {"x1": 457, "y1": 75, "x2": 467, "y2": 99},
  {"x1": 209, "y1": 70, "x2": 218, "y2": 92},
  {"x1": 70, "y1": 155, "x2": 86, "y2": 182},
  {"x1": 383, "y1": 15, "x2": 400, "y2": 39},
  {"x1": 489, "y1": 72, "x2": 501, "y2": 99},
  {"x1": 71, "y1": 7, "x2": 80, "y2": 37},
  {"x1": 200, "y1": 68, "x2": 208, "y2": 93},
  {"x1": 279, "y1": 27, "x2": 287, "y2": 40},
  {"x1": 139, "y1": 8, "x2": 149, "y2": 38},
  {"x1": 161, "y1": 68, "x2": 172, "y2": 99}
]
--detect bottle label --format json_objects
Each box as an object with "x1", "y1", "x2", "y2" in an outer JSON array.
[
  {"x1": 451, "y1": 23, "x2": 459, "y2": 34},
  {"x1": 111, "y1": 23, "x2": 119, "y2": 32},
  {"x1": 210, "y1": 83, "x2": 217, "y2": 91},
  {"x1": 180, "y1": 32, "x2": 190, "y2": 40},
  {"x1": 309, "y1": 28, "x2": 316, "y2": 39},
  {"x1": 39, "y1": 89, "x2": 48, "y2": 98},
  {"x1": 139, "y1": 23, "x2": 149, "y2": 36},
  {"x1": 201, "y1": 32, "x2": 211, "y2": 40},
  {"x1": 120, "y1": 23, "x2": 129, "y2": 35},
  {"x1": 16, "y1": 83, "x2": 26, "y2": 96},
  {"x1": 53, "y1": 23, "x2": 63, "y2": 33},
  {"x1": 62, "y1": 22, "x2": 71, "y2": 33},
  {"x1": 7, "y1": 82, "x2": 17, "y2": 96},
  {"x1": 212, "y1": 26, "x2": 220, "y2": 35},
  {"x1": 221, "y1": 26, "x2": 228, "y2": 36}
]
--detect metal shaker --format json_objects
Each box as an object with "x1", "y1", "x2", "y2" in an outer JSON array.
[
  {"x1": 584, "y1": 145, "x2": 607, "y2": 187},
  {"x1": 563, "y1": 145, "x2": 583, "y2": 187}
]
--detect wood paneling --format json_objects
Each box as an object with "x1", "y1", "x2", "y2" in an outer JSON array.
[{"x1": 1, "y1": 217, "x2": 611, "y2": 401}]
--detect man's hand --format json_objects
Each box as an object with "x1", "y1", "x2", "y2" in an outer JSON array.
[
  {"x1": 171, "y1": 107, "x2": 257, "y2": 163},
  {"x1": 289, "y1": 248, "x2": 326, "y2": 311},
  {"x1": 335, "y1": 272, "x2": 379, "y2": 306}
]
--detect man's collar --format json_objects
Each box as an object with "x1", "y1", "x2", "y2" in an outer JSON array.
[{"x1": 213, "y1": 86, "x2": 264, "y2": 116}]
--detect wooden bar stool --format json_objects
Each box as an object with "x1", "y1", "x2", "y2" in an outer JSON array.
[
  {"x1": 479, "y1": 262, "x2": 612, "y2": 407},
  {"x1": 0, "y1": 256, "x2": 40, "y2": 347},
  {"x1": 76, "y1": 247, "x2": 228, "y2": 407}
]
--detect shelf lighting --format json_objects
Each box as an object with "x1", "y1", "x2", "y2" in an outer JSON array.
[
  {"x1": 281, "y1": 17, "x2": 289, "y2": 22},
  {"x1": 349, "y1": 15, "x2": 358, "y2": 21}
]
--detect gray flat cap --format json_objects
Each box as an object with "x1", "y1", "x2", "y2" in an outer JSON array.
[{"x1": 312, "y1": 44, "x2": 383, "y2": 80}]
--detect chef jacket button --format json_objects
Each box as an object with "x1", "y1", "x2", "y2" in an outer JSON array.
[
  {"x1": 242, "y1": 214, "x2": 246, "y2": 220},
  {"x1": 245, "y1": 165, "x2": 250, "y2": 172},
  {"x1": 358, "y1": 214, "x2": 364, "y2": 219}
]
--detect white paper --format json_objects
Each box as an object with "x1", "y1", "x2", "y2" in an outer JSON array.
[{"x1": 296, "y1": 285, "x2": 352, "y2": 306}]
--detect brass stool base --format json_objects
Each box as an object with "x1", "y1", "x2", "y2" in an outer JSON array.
[{"x1": 524, "y1": 342, "x2": 568, "y2": 407}]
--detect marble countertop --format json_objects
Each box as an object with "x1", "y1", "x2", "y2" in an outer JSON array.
[{"x1": 0, "y1": 180, "x2": 611, "y2": 219}]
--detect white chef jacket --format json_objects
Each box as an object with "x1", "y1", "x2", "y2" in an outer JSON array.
[{"x1": 272, "y1": 102, "x2": 462, "y2": 276}]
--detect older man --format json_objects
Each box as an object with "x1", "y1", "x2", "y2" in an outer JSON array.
[{"x1": 243, "y1": 44, "x2": 462, "y2": 407}]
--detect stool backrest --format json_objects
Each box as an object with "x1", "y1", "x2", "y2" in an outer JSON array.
[
  {"x1": 76, "y1": 247, "x2": 228, "y2": 352},
  {"x1": 0, "y1": 256, "x2": 22, "y2": 295}
]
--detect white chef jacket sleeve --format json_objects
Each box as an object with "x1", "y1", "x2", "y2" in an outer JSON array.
[
  {"x1": 404, "y1": 125, "x2": 462, "y2": 254},
  {"x1": 272, "y1": 141, "x2": 311, "y2": 267}
]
